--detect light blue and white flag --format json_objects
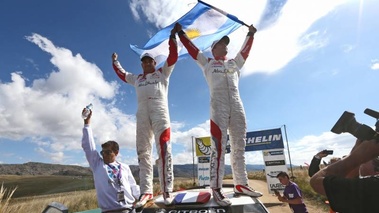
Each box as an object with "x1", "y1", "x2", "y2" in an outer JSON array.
[{"x1": 130, "y1": 1, "x2": 243, "y2": 68}]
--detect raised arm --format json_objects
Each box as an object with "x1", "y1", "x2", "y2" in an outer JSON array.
[
  {"x1": 175, "y1": 23, "x2": 208, "y2": 68},
  {"x1": 81, "y1": 110, "x2": 100, "y2": 168},
  {"x1": 234, "y1": 24, "x2": 257, "y2": 68},
  {"x1": 112, "y1": 53, "x2": 136, "y2": 84},
  {"x1": 308, "y1": 150, "x2": 329, "y2": 177},
  {"x1": 166, "y1": 25, "x2": 179, "y2": 67},
  {"x1": 159, "y1": 26, "x2": 179, "y2": 77}
]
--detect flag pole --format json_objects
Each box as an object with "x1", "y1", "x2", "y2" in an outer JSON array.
[
  {"x1": 197, "y1": 0, "x2": 250, "y2": 27},
  {"x1": 283, "y1": 124, "x2": 294, "y2": 179},
  {"x1": 192, "y1": 136, "x2": 196, "y2": 186}
]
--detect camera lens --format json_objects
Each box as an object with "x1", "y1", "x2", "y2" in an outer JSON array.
[{"x1": 332, "y1": 111, "x2": 378, "y2": 141}]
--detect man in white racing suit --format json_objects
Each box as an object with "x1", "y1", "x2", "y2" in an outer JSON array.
[
  {"x1": 112, "y1": 27, "x2": 178, "y2": 207},
  {"x1": 175, "y1": 23, "x2": 263, "y2": 206}
]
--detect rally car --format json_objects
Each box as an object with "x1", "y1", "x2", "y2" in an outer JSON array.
[
  {"x1": 140, "y1": 184, "x2": 269, "y2": 213},
  {"x1": 43, "y1": 184, "x2": 269, "y2": 213}
]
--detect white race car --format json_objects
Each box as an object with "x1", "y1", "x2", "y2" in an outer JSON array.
[
  {"x1": 43, "y1": 184, "x2": 269, "y2": 213},
  {"x1": 138, "y1": 184, "x2": 269, "y2": 213}
]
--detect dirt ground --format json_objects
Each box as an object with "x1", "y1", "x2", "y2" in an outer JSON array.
[{"x1": 225, "y1": 179, "x2": 326, "y2": 213}]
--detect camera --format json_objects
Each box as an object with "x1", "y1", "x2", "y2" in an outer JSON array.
[
  {"x1": 322, "y1": 150, "x2": 333, "y2": 155},
  {"x1": 331, "y1": 108, "x2": 379, "y2": 141}
]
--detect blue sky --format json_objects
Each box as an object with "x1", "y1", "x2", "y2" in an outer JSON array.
[{"x1": 0, "y1": 0, "x2": 378, "y2": 167}]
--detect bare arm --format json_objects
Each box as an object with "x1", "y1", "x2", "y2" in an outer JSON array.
[
  {"x1": 308, "y1": 151, "x2": 329, "y2": 177},
  {"x1": 310, "y1": 138, "x2": 379, "y2": 195}
]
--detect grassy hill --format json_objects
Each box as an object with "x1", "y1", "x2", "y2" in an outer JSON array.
[
  {"x1": 0, "y1": 175, "x2": 94, "y2": 198},
  {"x1": 0, "y1": 162, "x2": 266, "y2": 177},
  {"x1": 0, "y1": 162, "x2": 92, "y2": 176}
]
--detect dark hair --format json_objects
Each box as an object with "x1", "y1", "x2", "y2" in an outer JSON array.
[
  {"x1": 101, "y1": 140, "x2": 119, "y2": 152},
  {"x1": 276, "y1": 171, "x2": 289, "y2": 179}
]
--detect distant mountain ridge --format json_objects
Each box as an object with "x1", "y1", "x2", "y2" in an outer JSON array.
[
  {"x1": 0, "y1": 162, "x2": 93, "y2": 176},
  {"x1": 0, "y1": 162, "x2": 265, "y2": 177}
]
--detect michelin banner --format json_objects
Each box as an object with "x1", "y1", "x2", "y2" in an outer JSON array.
[
  {"x1": 226, "y1": 128, "x2": 284, "y2": 153},
  {"x1": 195, "y1": 128, "x2": 287, "y2": 190}
]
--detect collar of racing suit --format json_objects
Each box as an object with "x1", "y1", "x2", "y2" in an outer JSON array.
[{"x1": 142, "y1": 69, "x2": 156, "y2": 77}]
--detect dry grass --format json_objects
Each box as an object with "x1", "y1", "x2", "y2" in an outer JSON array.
[
  {"x1": 0, "y1": 183, "x2": 17, "y2": 213},
  {"x1": 1, "y1": 178, "x2": 198, "y2": 213},
  {"x1": 290, "y1": 168, "x2": 330, "y2": 212},
  {"x1": 5, "y1": 190, "x2": 98, "y2": 213}
]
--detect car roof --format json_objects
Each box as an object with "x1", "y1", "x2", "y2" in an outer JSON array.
[
  {"x1": 143, "y1": 184, "x2": 269, "y2": 212},
  {"x1": 71, "y1": 185, "x2": 269, "y2": 213}
]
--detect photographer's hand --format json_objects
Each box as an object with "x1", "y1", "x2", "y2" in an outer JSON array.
[
  {"x1": 316, "y1": 150, "x2": 328, "y2": 158},
  {"x1": 310, "y1": 138, "x2": 379, "y2": 196}
]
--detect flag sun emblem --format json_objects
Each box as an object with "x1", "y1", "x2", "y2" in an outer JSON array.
[{"x1": 186, "y1": 28, "x2": 201, "y2": 39}]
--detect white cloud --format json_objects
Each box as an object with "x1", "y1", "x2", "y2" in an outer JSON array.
[
  {"x1": 284, "y1": 131, "x2": 355, "y2": 166},
  {"x1": 129, "y1": 0, "x2": 196, "y2": 29},
  {"x1": 342, "y1": 44, "x2": 355, "y2": 53},
  {"x1": 36, "y1": 147, "x2": 65, "y2": 163},
  {"x1": 25, "y1": 58, "x2": 39, "y2": 71},
  {"x1": 370, "y1": 59, "x2": 379, "y2": 70},
  {"x1": 0, "y1": 34, "x2": 137, "y2": 163}
]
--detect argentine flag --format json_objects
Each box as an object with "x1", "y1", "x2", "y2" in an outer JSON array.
[{"x1": 130, "y1": 2, "x2": 242, "y2": 68}]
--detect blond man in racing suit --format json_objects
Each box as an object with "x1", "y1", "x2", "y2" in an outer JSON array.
[
  {"x1": 174, "y1": 23, "x2": 263, "y2": 206},
  {"x1": 112, "y1": 27, "x2": 178, "y2": 208}
]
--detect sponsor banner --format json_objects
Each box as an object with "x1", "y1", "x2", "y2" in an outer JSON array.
[
  {"x1": 197, "y1": 156, "x2": 210, "y2": 186},
  {"x1": 265, "y1": 160, "x2": 286, "y2": 166},
  {"x1": 195, "y1": 137, "x2": 211, "y2": 157},
  {"x1": 226, "y1": 128, "x2": 284, "y2": 153},
  {"x1": 263, "y1": 149, "x2": 288, "y2": 194}
]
